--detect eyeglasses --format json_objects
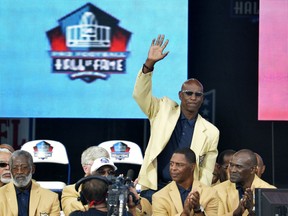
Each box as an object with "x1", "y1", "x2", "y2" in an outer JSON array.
[
  {"x1": 181, "y1": 90, "x2": 203, "y2": 97},
  {"x1": 96, "y1": 169, "x2": 116, "y2": 176},
  {"x1": 0, "y1": 163, "x2": 9, "y2": 168}
]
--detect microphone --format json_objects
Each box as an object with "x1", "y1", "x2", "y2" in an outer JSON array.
[{"x1": 126, "y1": 169, "x2": 134, "y2": 181}]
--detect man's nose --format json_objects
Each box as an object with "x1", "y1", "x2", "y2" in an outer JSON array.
[{"x1": 170, "y1": 164, "x2": 177, "y2": 171}]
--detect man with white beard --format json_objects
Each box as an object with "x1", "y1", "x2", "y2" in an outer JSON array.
[
  {"x1": 0, "y1": 144, "x2": 14, "y2": 187},
  {"x1": 0, "y1": 150, "x2": 61, "y2": 216}
]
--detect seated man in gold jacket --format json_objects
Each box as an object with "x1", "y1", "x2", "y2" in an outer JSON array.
[
  {"x1": 214, "y1": 149, "x2": 276, "y2": 216},
  {"x1": 152, "y1": 147, "x2": 219, "y2": 216},
  {"x1": 0, "y1": 150, "x2": 60, "y2": 215}
]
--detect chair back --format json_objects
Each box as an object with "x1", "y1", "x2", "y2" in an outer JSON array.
[
  {"x1": 98, "y1": 140, "x2": 143, "y2": 165},
  {"x1": 21, "y1": 140, "x2": 71, "y2": 192}
]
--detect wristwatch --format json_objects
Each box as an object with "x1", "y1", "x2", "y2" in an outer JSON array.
[{"x1": 193, "y1": 205, "x2": 204, "y2": 214}]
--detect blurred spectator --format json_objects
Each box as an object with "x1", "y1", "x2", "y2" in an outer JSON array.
[
  {"x1": 217, "y1": 149, "x2": 236, "y2": 182},
  {"x1": 0, "y1": 144, "x2": 14, "y2": 187}
]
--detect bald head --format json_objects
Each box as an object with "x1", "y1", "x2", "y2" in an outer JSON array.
[
  {"x1": 0, "y1": 144, "x2": 14, "y2": 153},
  {"x1": 233, "y1": 149, "x2": 257, "y2": 167},
  {"x1": 181, "y1": 78, "x2": 204, "y2": 92},
  {"x1": 229, "y1": 149, "x2": 257, "y2": 187}
]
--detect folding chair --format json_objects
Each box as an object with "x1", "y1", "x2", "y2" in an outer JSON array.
[{"x1": 21, "y1": 140, "x2": 71, "y2": 193}]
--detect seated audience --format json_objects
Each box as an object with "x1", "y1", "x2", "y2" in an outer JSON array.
[
  {"x1": 0, "y1": 150, "x2": 60, "y2": 215},
  {"x1": 152, "y1": 147, "x2": 219, "y2": 216},
  {"x1": 214, "y1": 149, "x2": 276, "y2": 216},
  {"x1": 61, "y1": 146, "x2": 110, "y2": 215},
  {"x1": 0, "y1": 144, "x2": 14, "y2": 187}
]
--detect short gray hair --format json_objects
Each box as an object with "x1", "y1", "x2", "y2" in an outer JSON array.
[
  {"x1": 81, "y1": 146, "x2": 109, "y2": 165},
  {"x1": 9, "y1": 150, "x2": 34, "y2": 168}
]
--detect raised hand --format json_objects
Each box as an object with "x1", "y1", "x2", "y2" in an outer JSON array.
[
  {"x1": 143, "y1": 34, "x2": 169, "y2": 73},
  {"x1": 147, "y1": 34, "x2": 169, "y2": 62}
]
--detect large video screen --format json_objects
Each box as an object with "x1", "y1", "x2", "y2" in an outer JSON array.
[
  {"x1": 0, "y1": 0, "x2": 188, "y2": 118},
  {"x1": 258, "y1": 0, "x2": 288, "y2": 120}
]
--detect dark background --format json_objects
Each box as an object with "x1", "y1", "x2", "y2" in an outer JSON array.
[{"x1": 34, "y1": 1, "x2": 288, "y2": 187}]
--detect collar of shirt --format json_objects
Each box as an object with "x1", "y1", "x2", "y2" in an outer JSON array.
[
  {"x1": 180, "y1": 113, "x2": 197, "y2": 126},
  {"x1": 235, "y1": 183, "x2": 245, "y2": 200},
  {"x1": 177, "y1": 183, "x2": 192, "y2": 205},
  {"x1": 15, "y1": 183, "x2": 32, "y2": 196}
]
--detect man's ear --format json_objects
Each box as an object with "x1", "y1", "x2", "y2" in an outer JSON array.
[
  {"x1": 32, "y1": 165, "x2": 36, "y2": 174},
  {"x1": 178, "y1": 91, "x2": 182, "y2": 100},
  {"x1": 262, "y1": 165, "x2": 266, "y2": 175},
  {"x1": 251, "y1": 165, "x2": 257, "y2": 174},
  {"x1": 191, "y1": 163, "x2": 196, "y2": 173},
  {"x1": 200, "y1": 95, "x2": 204, "y2": 104},
  {"x1": 82, "y1": 165, "x2": 90, "y2": 176}
]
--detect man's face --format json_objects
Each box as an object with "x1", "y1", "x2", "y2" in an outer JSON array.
[
  {"x1": 92, "y1": 165, "x2": 115, "y2": 177},
  {"x1": 222, "y1": 154, "x2": 234, "y2": 179},
  {"x1": 82, "y1": 161, "x2": 94, "y2": 176},
  {"x1": 0, "y1": 152, "x2": 12, "y2": 185},
  {"x1": 169, "y1": 153, "x2": 193, "y2": 184},
  {"x1": 10, "y1": 155, "x2": 34, "y2": 188},
  {"x1": 179, "y1": 80, "x2": 204, "y2": 114},
  {"x1": 229, "y1": 153, "x2": 255, "y2": 185},
  {"x1": 212, "y1": 163, "x2": 220, "y2": 184}
]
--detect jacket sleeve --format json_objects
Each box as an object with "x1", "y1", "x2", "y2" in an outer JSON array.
[
  {"x1": 49, "y1": 193, "x2": 61, "y2": 216},
  {"x1": 132, "y1": 69, "x2": 160, "y2": 119},
  {"x1": 199, "y1": 131, "x2": 219, "y2": 186},
  {"x1": 61, "y1": 184, "x2": 87, "y2": 216},
  {"x1": 201, "y1": 188, "x2": 219, "y2": 216}
]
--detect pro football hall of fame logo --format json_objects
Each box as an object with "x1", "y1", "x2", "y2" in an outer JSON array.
[{"x1": 46, "y1": 3, "x2": 131, "y2": 83}]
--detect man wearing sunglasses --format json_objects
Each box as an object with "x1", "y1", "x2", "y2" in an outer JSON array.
[
  {"x1": 90, "y1": 157, "x2": 117, "y2": 176},
  {"x1": 133, "y1": 34, "x2": 220, "y2": 203},
  {"x1": 0, "y1": 144, "x2": 14, "y2": 187}
]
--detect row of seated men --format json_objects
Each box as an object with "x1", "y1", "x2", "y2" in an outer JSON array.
[{"x1": 0, "y1": 143, "x2": 275, "y2": 216}]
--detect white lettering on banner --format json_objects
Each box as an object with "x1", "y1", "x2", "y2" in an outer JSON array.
[{"x1": 53, "y1": 58, "x2": 124, "y2": 72}]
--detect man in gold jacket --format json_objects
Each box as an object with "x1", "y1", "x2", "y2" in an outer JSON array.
[
  {"x1": 0, "y1": 150, "x2": 60, "y2": 216},
  {"x1": 152, "y1": 147, "x2": 219, "y2": 216},
  {"x1": 213, "y1": 149, "x2": 276, "y2": 216},
  {"x1": 133, "y1": 34, "x2": 219, "y2": 202}
]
